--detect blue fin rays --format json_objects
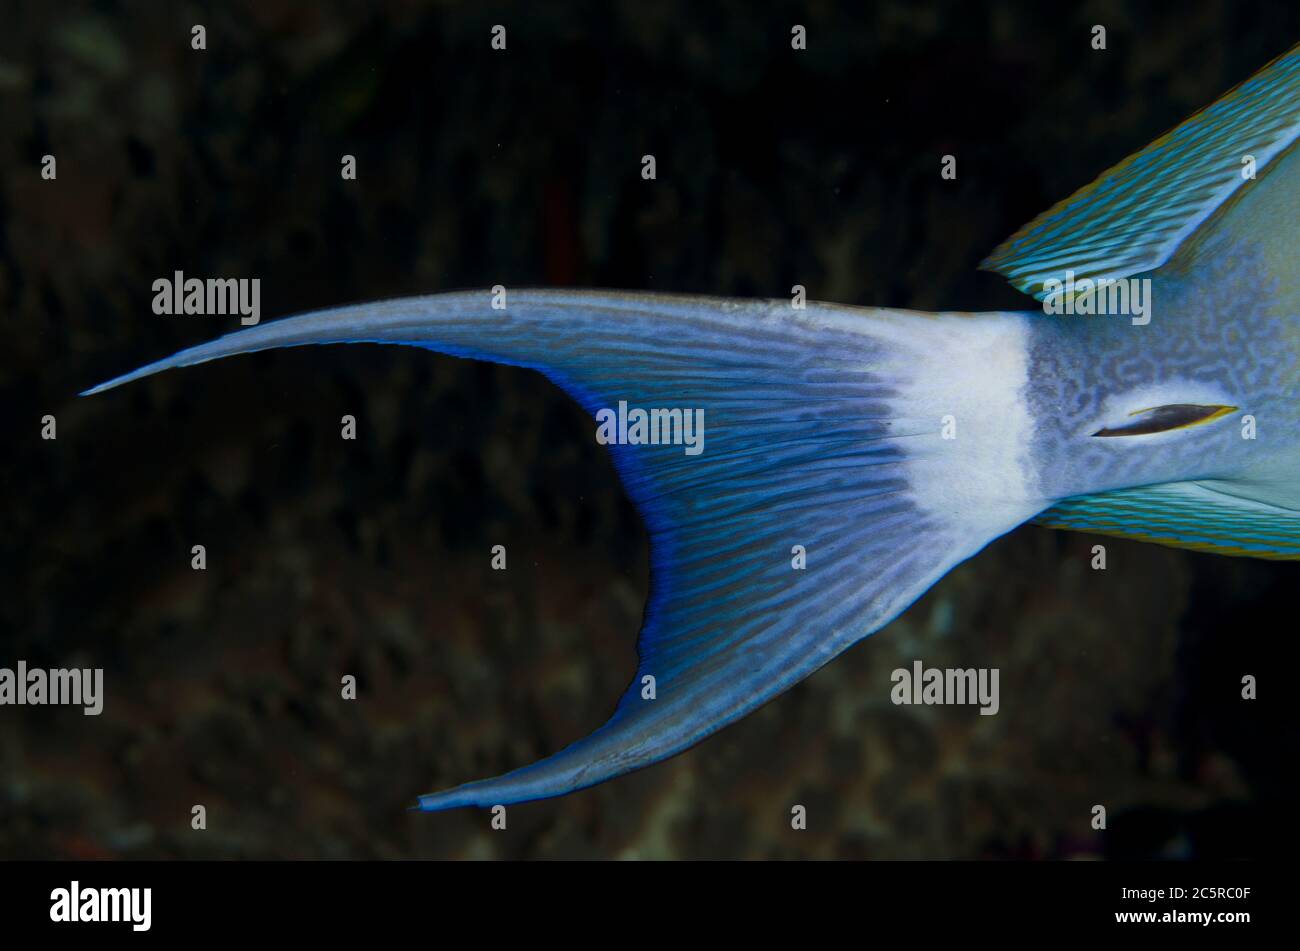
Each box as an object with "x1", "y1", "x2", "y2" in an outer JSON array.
[
  {"x1": 982, "y1": 42, "x2": 1300, "y2": 301},
  {"x1": 84, "y1": 291, "x2": 1026, "y2": 809}
]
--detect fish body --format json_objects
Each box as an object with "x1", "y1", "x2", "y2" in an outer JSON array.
[
  {"x1": 1023, "y1": 139, "x2": 1300, "y2": 511},
  {"x1": 84, "y1": 42, "x2": 1300, "y2": 808}
]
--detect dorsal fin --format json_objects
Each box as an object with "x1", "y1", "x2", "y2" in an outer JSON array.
[{"x1": 982, "y1": 42, "x2": 1300, "y2": 301}]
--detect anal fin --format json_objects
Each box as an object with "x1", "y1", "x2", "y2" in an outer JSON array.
[{"x1": 1035, "y1": 481, "x2": 1300, "y2": 560}]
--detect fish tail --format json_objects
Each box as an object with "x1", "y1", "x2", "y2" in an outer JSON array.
[{"x1": 84, "y1": 290, "x2": 1048, "y2": 808}]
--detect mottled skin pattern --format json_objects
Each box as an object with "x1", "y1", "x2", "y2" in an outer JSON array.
[{"x1": 1023, "y1": 140, "x2": 1300, "y2": 511}]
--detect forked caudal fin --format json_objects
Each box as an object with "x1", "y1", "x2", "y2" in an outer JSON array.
[{"x1": 85, "y1": 291, "x2": 1047, "y2": 809}]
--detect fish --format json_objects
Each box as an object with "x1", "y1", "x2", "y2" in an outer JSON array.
[{"x1": 83, "y1": 41, "x2": 1300, "y2": 811}]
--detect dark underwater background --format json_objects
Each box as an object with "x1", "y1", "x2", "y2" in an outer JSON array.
[{"x1": 0, "y1": 0, "x2": 1296, "y2": 859}]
